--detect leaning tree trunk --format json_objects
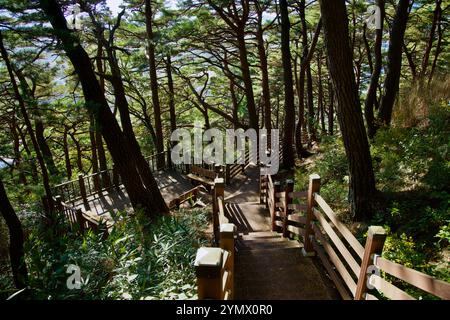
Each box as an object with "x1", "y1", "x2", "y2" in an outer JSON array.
[
  {"x1": 364, "y1": 0, "x2": 385, "y2": 139},
  {"x1": 377, "y1": 0, "x2": 410, "y2": 128},
  {"x1": 237, "y1": 29, "x2": 259, "y2": 131},
  {"x1": 280, "y1": 0, "x2": 296, "y2": 169},
  {"x1": 0, "y1": 30, "x2": 54, "y2": 213},
  {"x1": 39, "y1": 0, "x2": 168, "y2": 217},
  {"x1": 256, "y1": 10, "x2": 271, "y2": 134},
  {"x1": 420, "y1": 0, "x2": 442, "y2": 78},
  {"x1": 95, "y1": 44, "x2": 111, "y2": 189},
  {"x1": 0, "y1": 179, "x2": 28, "y2": 289},
  {"x1": 14, "y1": 69, "x2": 59, "y2": 176},
  {"x1": 145, "y1": 0, "x2": 165, "y2": 169},
  {"x1": 319, "y1": 0, "x2": 377, "y2": 221},
  {"x1": 166, "y1": 54, "x2": 177, "y2": 134}
]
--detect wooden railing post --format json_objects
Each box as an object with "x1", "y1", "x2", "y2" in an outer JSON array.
[
  {"x1": 259, "y1": 174, "x2": 266, "y2": 205},
  {"x1": 55, "y1": 195, "x2": 63, "y2": 213},
  {"x1": 303, "y1": 174, "x2": 321, "y2": 256},
  {"x1": 213, "y1": 178, "x2": 225, "y2": 245},
  {"x1": 283, "y1": 179, "x2": 294, "y2": 238},
  {"x1": 225, "y1": 164, "x2": 230, "y2": 184},
  {"x1": 195, "y1": 247, "x2": 223, "y2": 300},
  {"x1": 220, "y1": 223, "x2": 236, "y2": 299},
  {"x1": 355, "y1": 226, "x2": 387, "y2": 300},
  {"x1": 75, "y1": 208, "x2": 85, "y2": 234},
  {"x1": 167, "y1": 142, "x2": 172, "y2": 170},
  {"x1": 93, "y1": 172, "x2": 101, "y2": 193},
  {"x1": 215, "y1": 164, "x2": 223, "y2": 179},
  {"x1": 78, "y1": 174, "x2": 90, "y2": 211},
  {"x1": 272, "y1": 181, "x2": 281, "y2": 232},
  {"x1": 112, "y1": 164, "x2": 120, "y2": 189}
]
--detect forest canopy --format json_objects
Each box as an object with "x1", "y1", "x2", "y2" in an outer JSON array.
[{"x1": 0, "y1": 0, "x2": 448, "y2": 300}]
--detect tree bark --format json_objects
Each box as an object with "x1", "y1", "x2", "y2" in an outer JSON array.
[
  {"x1": 295, "y1": 2, "x2": 321, "y2": 156},
  {"x1": 327, "y1": 76, "x2": 334, "y2": 135},
  {"x1": 420, "y1": 0, "x2": 442, "y2": 77},
  {"x1": 320, "y1": 0, "x2": 377, "y2": 221},
  {"x1": 39, "y1": 0, "x2": 168, "y2": 216},
  {"x1": 0, "y1": 179, "x2": 28, "y2": 289},
  {"x1": 0, "y1": 30, "x2": 54, "y2": 213},
  {"x1": 145, "y1": 0, "x2": 165, "y2": 168},
  {"x1": 428, "y1": 3, "x2": 443, "y2": 84},
  {"x1": 89, "y1": 115, "x2": 100, "y2": 191},
  {"x1": 364, "y1": 0, "x2": 385, "y2": 139},
  {"x1": 95, "y1": 41, "x2": 111, "y2": 189},
  {"x1": 63, "y1": 126, "x2": 72, "y2": 179},
  {"x1": 280, "y1": 0, "x2": 295, "y2": 169},
  {"x1": 377, "y1": 0, "x2": 410, "y2": 128},
  {"x1": 14, "y1": 69, "x2": 59, "y2": 176},
  {"x1": 256, "y1": 5, "x2": 271, "y2": 133},
  {"x1": 166, "y1": 54, "x2": 177, "y2": 134}
]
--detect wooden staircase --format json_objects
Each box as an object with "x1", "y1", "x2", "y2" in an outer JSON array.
[{"x1": 234, "y1": 221, "x2": 335, "y2": 300}]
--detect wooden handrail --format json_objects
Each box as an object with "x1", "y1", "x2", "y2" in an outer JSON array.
[
  {"x1": 375, "y1": 256, "x2": 450, "y2": 300},
  {"x1": 168, "y1": 185, "x2": 205, "y2": 210},
  {"x1": 258, "y1": 172, "x2": 450, "y2": 300},
  {"x1": 195, "y1": 223, "x2": 236, "y2": 300},
  {"x1": 314, "y1": 193, "x2": 365, "y2": 258}
]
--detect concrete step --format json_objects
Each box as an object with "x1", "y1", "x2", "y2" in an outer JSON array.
[
  {"x1": 237, "y1": 239, "x2": 301, "y2": 251},
  {"x1": 238, "y1": 231, "x2": 280, "y2": 238},
  {"x1": 236, "y1": 247, "x2": 304, "y2": 266}
]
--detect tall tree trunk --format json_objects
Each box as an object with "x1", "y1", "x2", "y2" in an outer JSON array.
[
  {"x1": 34, "y1": 120, "x2": 58, "y2": 176},
  {"x1": 403, "y1": 42, "x2": 417, "y2": 79},
  {"x1": 17, "y1": 124, "x2": 38, "y2": 182},
  {"x1": 145, "y1": 0, "x2": 165, "y2": 169},
  {"x1": 10, "y1": 122, "x2": 27, "y2": 185},
  {"x1": 95, "y1": 43, "x2": 111, "y2": 188},
  {"x1": 327, "y1": 76, "x2": 334, "y2": 135},
  {"x1": 63, "y1": 126, "x2": 72, "y2": 179},
  {"x1": 166, "y1": 54, "x2": 177, "y2": 134},
  {"x1": 377, "y1": 0, "x2": 410, "y2": 128},
  {"x1": 230, "y1": 78, "x2": 239, "y2": 129},
  {"x1": 14, "y1": 69, "x2": 59, "y2": 176},
  {"x1": 0, "y1": 30, "x2": 54, "y2": 213},
  {"x1": 237, "y1": 29, "x2": 259, "y2": 130},
  {"x1": 256, "y1": 8, "x2": 271, "y2": 133},
  {"x1": 420, "y1": 0, "x2": 442, "y2": 77},
  {"x1": 428, "y1": 5, "x2": 443, "y2": 84},
  {"x1": 364, "y1": 0, "x2": 385, "y2": 139},
  {"x1": 89, "y1": 115, "x2": 100, "y2": 191},
  {"x1": 320, "y1": 0, "x2": 376, "y2": 221},
  {"x1": 280, "y1": 0, "x2": 295, "y2": 169},
  {"x1": 39, "y1": 0, "x2": 168, "y2": 216},
  {"x1": 306, "y1": 64, "x2": 316, "y2": 142},
  {"x1": 295, "y1": 1, "x2": 321, "y2": 156},
  {"x1": 0, "y1": 179, "x2": 28, "y2": 289},
  {"x1": 317, "y1": 54, "x2": 326, "y2": 134},
  {"x1": 69, "y1": 131, "x2": 84, "y2": 173}
]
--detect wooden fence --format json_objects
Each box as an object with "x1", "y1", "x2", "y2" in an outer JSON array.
[
  {"x1": 53, "y1": 195, "x2": 101, "y2": 235},
  {"x1": 195, "y1": 177, "x2": 235, "y2": 300},
  {"x1": 260, "y1": 170, "x2": 450, "y2": 300}
]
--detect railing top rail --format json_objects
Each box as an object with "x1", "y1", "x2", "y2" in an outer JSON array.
[
  {"x1": 375, "y1": 256, "x2": 450, "y2": 300},
  {"x1": 314, "y1": 193, "x2": 365, "y2": 258}
]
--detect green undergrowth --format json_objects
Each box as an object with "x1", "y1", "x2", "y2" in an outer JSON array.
[
  {"x1": 2, "y1": 208, "x2": 209, "y2": 300},
  {"x1": 295, "y1": 102, "x2": 450, "y2": 299}
]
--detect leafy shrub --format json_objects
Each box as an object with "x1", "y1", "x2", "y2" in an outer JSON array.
[{"x1": 22, "y1": 208, "x2": 209, "y2": 300}]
